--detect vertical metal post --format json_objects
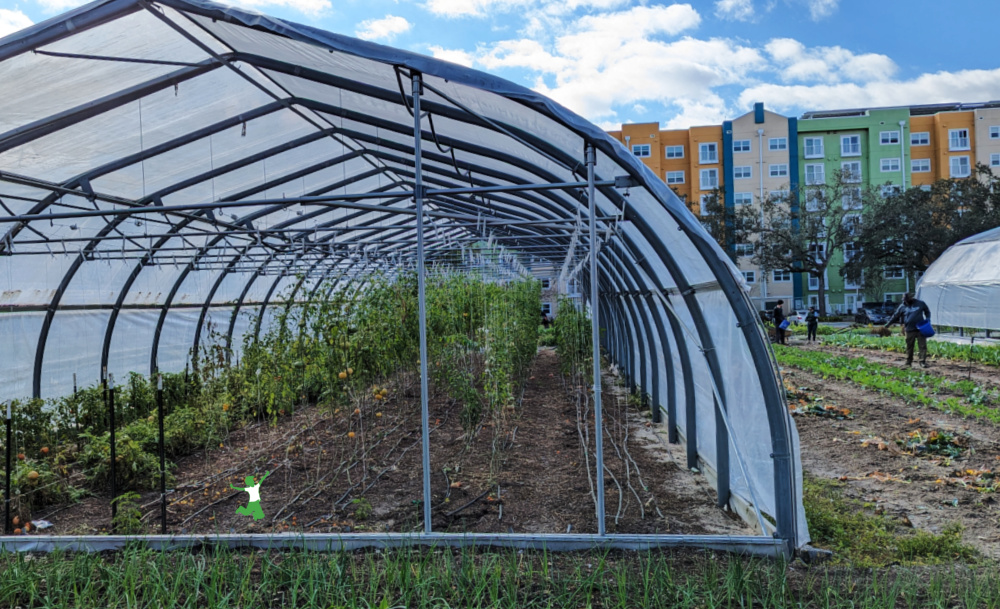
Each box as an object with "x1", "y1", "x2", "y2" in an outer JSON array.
[
  {"x1": 413, "y1": 72, "x2": 433, "y2": 534},
  {"x1": 108, "y1": 372, "x2": 117, "y2": 528},
  {"x1": 4, "y1": 401, "x2": 11, "y2": 534},
  {"x1": 73, "y1": 373, "x2": 79, "y2": 439},
  {"x1": 586, "y1": 144, "x2": 606, "y2": 536},
  {"x1": 157, "y1": 373, "x2": 167, "y2": 534}
]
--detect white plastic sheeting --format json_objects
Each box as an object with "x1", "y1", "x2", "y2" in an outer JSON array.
[
  {"x1": 918, "y1": 227, "x2": 1000, "y2": 330},
  {"x1": 0, "y1": 0, "x2": 807, "y2": 549}
]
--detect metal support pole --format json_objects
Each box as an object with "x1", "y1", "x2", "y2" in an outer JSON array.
[
  {"x1": 73, "y1": 373, "x2": 79, "y2": 440},
  {"x1": 157, "y1": 373, "x2": 167, "y2": 534},
  {"x1": 586, "y1": 144, "x2": 606, "y2": 536},
  {"x1": 413, "y1": 72, "x2": 433, "y2": 534},
  {"x1": 4, "y1": 401, "x2": 11, "y2": 535},
  {"x1": 108, "y1": 372, "x2": 117, "y2": 528}
]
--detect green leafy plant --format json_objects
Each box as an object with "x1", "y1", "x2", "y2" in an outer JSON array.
[{"x1": 111, "y1": 491, "x2": 144, "y2": 534}]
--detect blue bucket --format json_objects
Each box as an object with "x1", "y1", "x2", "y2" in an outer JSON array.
[
  {"x1": 916, "y1": 319, "x2": 935, "y2": 337},
  {"x1": 778, "y1": 319, "x2": 790, "y2": 330}
]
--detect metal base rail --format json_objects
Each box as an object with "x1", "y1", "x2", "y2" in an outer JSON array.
[{"x1": 0, "y1": 532, "x2": 789, "y2": 557}]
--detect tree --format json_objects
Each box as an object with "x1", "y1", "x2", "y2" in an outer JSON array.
[
  {"x1": 742, "y1": 170, "x2": 874, "y2": 316},
  {"x1": 843, "y1": 164, "x2": 1000, "y2": 288},
  {"x1": 694, "y1": 188, "x2": 751, "y2": 264}
]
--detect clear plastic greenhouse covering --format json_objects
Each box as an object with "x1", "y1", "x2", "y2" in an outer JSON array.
[
  {"x1": 918, "y1": 226, "x2": 1000, "y2": 331},
  {"x1": 0, "y1": 0, "x2": 808, "y2": 550}
]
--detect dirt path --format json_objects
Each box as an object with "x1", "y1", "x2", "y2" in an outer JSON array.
[
  {"x1": 35, "y1": 349, "x2": 749, "y2": 539},
  {"x1": 783, "y1": 362, "x2": 1000, "y2": 558}
]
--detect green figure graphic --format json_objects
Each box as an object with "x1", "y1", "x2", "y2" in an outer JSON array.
[{"x1": 231, "y1": 471, "x2": 270, "y2": 520}]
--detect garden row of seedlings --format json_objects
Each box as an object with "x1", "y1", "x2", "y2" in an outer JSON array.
[
  {"x1": 0, "y1": 270, "x2": 543, "y2": 535},
  {"x1": 552, "y1": 298, "x2": 663, "y2": 530}
]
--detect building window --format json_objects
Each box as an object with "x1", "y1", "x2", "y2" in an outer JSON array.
[
  {"x1": 699, "y1": 194, "x2": 716, "y2": 215},
  {"x1": 841, "y1": 161, "x2": 862, "y2": 182},
  {"x1": 541, "y1": 302, "x2": 552, "y2": 316},
  {"x1": 950, "y1": 155, "x2": 971, "y2": 178},
  {"x1": 699, "y1": 142, "x2": 718, "y2": 163},
  {"x1": 773, "y1": 269, "x2": 792, "y2": 282},
  {"x1": 632, "y1": 144, "x2": 651, "y2": 157},
  {"x1": 804, "y1": 190, "x2": 822, "y2": 212},
  {"x1": 769, "y1": 189, "x2": 789, "y2": 201},
  {"x1": 808, "y1": 271, "x2": 827, "y2": 291},
  {"x1": 843, "y1": 213, "x2": 862, "y2": 236},
  {"x1": 769, "y1": 164, "x2": 788, "y2": 177},
  {"x1": 741, "y1": 270, "x2": 756, "y2": 283},
  {"x1": 880, "y1": 158, "x2": 901, "y2": 172},
  {"x1": 700, "y1": 168, "x2": 718, "y2": 190},
  {"x1": 841, "y1": 134, "x2": 861, "y2": 156},
  {"x1": 733, "y1": 192, "x2": 753, "y2": 206},
  {"x1": 733, "y1": 139, "x2": 751, "y2": 153},
  {"x1": 735, "y1": 243, "x2": 754, "y2": 257},
  {"x1": 949, "y1": 128, "x2": 970, "y2": 151},
  {"x1": 911, "y1": 132, "x2": 929, "y2": 146},
  {"x1": 881, "y1": 184, "x2": 901, "y2": 197},
  {"x1": 911, "y1": 158, "x2": 931, "y2": 173},
  {"x1": 842, "y1": 186, "x2": 862, "y2": 210},
  {"x1": 843, "y1": 241, "x2": 860, "y2": 263},
  {"x1": 541, "y1": 278, "x2": 551, "y2": 289},
  {"x1": 919, "y1": 184, "x2": 932, "y2": 192},
  {"x1": 666, "y1": 170, "x2": 685, "y2": 184},
  {"x1": 991, "y1": 126, "x2": 1000, "y2": 139},
  {"x1": 804, "y1": 137, "x2": 824, "y2": 158},
  {"x1": 884, "y1": 267, "x2": 904, "y2": 279},
  {"x1": 879, "y1": 130, "x2": 900, "y2": 145},
  {"x1": 991, "y1": 153, "x2": 1000, "y2": 167},
  {"x1": 769, "y1": 137, "x2": 787, "y2": 151},
  {"x1": 734, "y1": 165, "x2": 752, "y2": 179},
  {"x1": 665, "y1": 145, "x2": 684, "y2": 158},
  {"x1": 804, "y1": 163, "x2": 825, "y2": 185}
]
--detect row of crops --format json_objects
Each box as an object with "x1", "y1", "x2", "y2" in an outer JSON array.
[
  {"x1": 821, "y1": 333, "x2": 1000, "y2": 366},
  {"x1": 1, "y1": 273, "x2": 543, "y2": 528},
  {"x1": 773, "y1": 346, "x2": 1000, "y2": 424}
]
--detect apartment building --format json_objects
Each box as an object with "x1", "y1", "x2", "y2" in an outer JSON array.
[{"x1": 610, "y1": 101, "x2": 1000, "y2": 313}]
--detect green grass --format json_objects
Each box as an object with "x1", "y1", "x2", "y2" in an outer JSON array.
[
  {"x1": 822, "y1": 333, "x2": 1000, "y2": 367},
  {"x1": 773, "y1": 345, "x2": 1000, "y2": 424},
  {"x1": 803, "y1": 476, "x2": 976, "y2": 568},
  {"x1": 0, "y1": 544, "x2": 994, "y2": 608}
]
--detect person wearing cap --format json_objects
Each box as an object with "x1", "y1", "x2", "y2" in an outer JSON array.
[
  {"x1": 773, "y1": 300, "x2": 787, "y2": 344},
  {"x1": 805, "y1": 306, "x2": 819, "y2": 342},
  {"x1": 885, "y1": 293, "x2": 932, "y2": 367}
]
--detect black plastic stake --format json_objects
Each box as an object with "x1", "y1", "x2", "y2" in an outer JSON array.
[
  {"x1": 108, "y1": 373, "x2": 117, "y2": 529},
  {"x1": 157, "y1": 373, "x2": 166, "y2": 534},
  {"x1": 4, "y1": 401, "x2": 11, "y2": 535},
  {"x1": 73, "y1": 373, "x2": 79, "y2": 440}
]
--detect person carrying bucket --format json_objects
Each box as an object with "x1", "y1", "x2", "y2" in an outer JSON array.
[
  {"x1": 885, "y1": 293, "x2": 933, "y2": 368},
  {"x1": 773, "y1": 300, "x2": 788, "y2": 345}
]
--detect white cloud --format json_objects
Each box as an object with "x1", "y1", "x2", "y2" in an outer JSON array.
[
  {"x1": 35, "y1": 0, "x2": 87, "y2": 13},
  {"x1": 428, "y1": 45, "x2": 475, "y2": 67},
  {"x1": 0, "y1": 8, "x2": 32, "y2": 38},
  {"x1": 714, "y1": 0, "x2": 754, "y2": 21},
  {"x1": 739, "y1": 67, "x2": 1000, "y2": 114},
  {"x1": 806, "y1": 0, "x2": 838, "y2": 20},
  {"x1": 355, "y1": 15, "x2": 411, "y2": 42},
  {"x1": 663, "y1": 94, "x2": 731, "y2": 129},
  {"x1": 424, "y1": 0, "x2": 629, "y2": 19},
  {"x1": 765, "y1": 38, "x2": 896, "y2": 84}
]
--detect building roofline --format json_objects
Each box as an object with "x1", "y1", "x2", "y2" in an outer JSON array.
[{"x1": 800, "y1": 100, "x2": 1000, "y2": 120}]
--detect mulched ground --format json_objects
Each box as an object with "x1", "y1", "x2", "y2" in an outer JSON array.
[
  {"x1": 785, "y1": 335, "x2": 1000, "y2": 558},
  {"x1": 33, "y1": 349, "x2": 750, "y2": 538}
]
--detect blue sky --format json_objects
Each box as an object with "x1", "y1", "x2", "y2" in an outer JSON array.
[{"x1": 2, "y1": 0, "x2": 999, "y2": 130}]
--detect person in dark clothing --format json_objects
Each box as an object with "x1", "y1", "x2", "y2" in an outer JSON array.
[
  {"x1": 805, "y1": 306, "x2": 819, "y2": 342},
  {"x1": 773, "y1": 300, "x2": 787, "y2": 344},
  {"x1": 885, "y1": 293, "x2": 932, "y2": 367},
  {"x1": 540, "y1": 308, "x2": 551, "y2": 328}
]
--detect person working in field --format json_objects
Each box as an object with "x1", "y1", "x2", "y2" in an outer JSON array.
[
  {"x1": 773, "y1": 300, "x2": 787, "y2": 345},
  {"x1": 231, "y1": 471, "x2": 271, "y2": 520},
  {"x1": 805, "y1": 306, "x2": 819, "y2": 342},
  {"x1": 885, "y1": 293, "x2": 932, "y2": 368}
]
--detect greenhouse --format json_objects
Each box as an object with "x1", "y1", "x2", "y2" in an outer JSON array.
[
  {"x1": 917, "y1": 226, "x2": 1000, "y2": 332},
  {"x1": 0, "y1": 0, "x2": 807, "y2": 555}
]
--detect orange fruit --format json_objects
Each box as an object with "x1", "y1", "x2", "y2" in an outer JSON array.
[
  {"x1": 16, "y1": 454, "x2": 24, "y2": 461},
  {"x1": 40, "y1": 447, "x2": 49, "y2": 456},
  {"x1": 347, "y1": 432, "x2": 356, "y2": 438},
  {"x1": 12, "y1": 516, "x2": 19, "y2": 526},
  {"x1": 375, "y1": 412, "x2": 382, "y2": 418},
  {"x1": 374, "y1": 394, "x2": 382, "y2": 401},
  {"x1": 347, "y1": 368, "x2": 354, "y2": 375},
  {"x1": 13, "y1": 528, "x2": 20, "y2": 535},
  {"x1": 27, "y1": 471, "x2": 39, "y2": 481},
  {"x1": 338, "y1": 371, "x2": 347, "y2": 380},
  {"x1": 353, "y1": 408, "x2": 360, "y2": 415}
]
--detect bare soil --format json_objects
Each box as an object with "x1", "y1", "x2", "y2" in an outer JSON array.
[
  {"x1": 783, "y1": 336, "x2": 1000, "y2": 558},
  {"x1": 34, "y1": 349, "x2": 750, "y2": 539}
]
